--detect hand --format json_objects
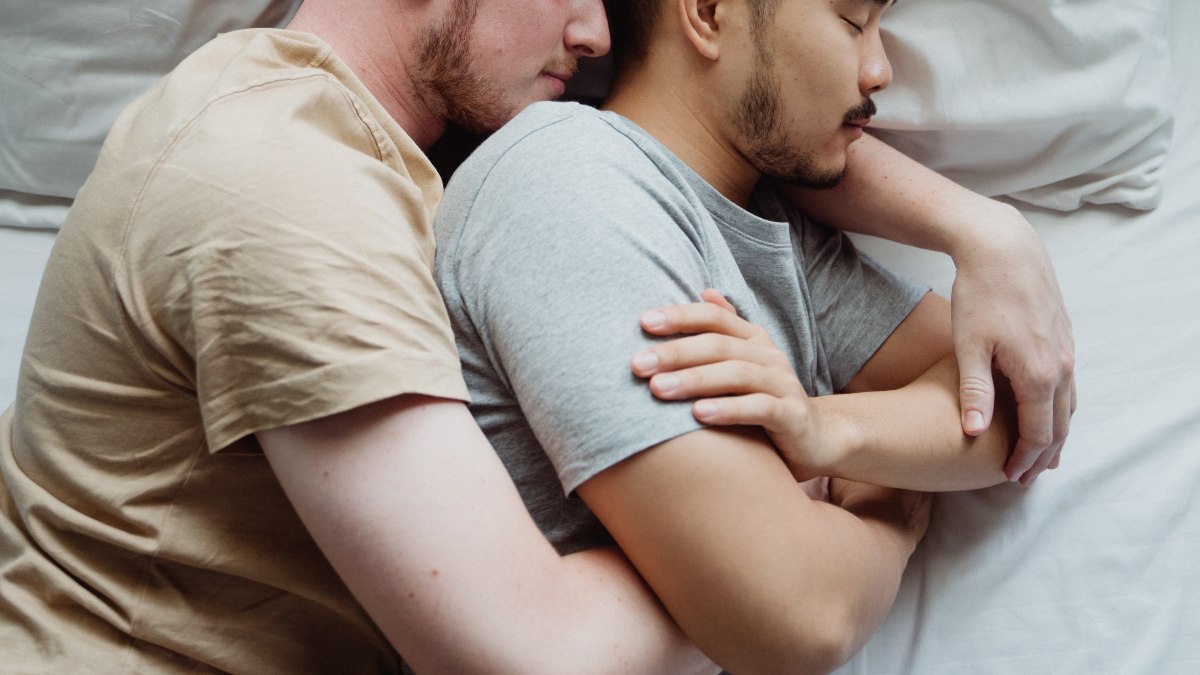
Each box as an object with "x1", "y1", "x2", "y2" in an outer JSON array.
[
  {"x1": 948, "y1": 204, "x2": 1077, "y2": 485},
  {"x1": 631, "y1": 290, "x2": 843, "y2": 481}
]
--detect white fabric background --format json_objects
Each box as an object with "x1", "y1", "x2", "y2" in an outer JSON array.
[
  {"x1": 838, "y1": 1, "x2": 1200, "y2": 671},
  {"x1": 0, "y1": 0, "x2": 302, "y2": 230},
  {"x1": 0, "y1": 228, "x2": 54, "y2": 406},
  {"x1": 870, "y1": 0, "x2": 1174, "y2": 212}
]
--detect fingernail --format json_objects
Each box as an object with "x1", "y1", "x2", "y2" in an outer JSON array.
[
  {"x1": 964, "y1": 410, "x2": 985, "y2": 433},
  {"x1": 694, "y1": 401, "x2": 718, "y2": 419},
  {"x1": 654, "y1": 374, "x2": 679, "y2": 393},
  {"x1": 641, "y1": 311, "x2": 666, "y2": 329},
  {"x1": 633, "y1": 351, "x2": 659, "y2": 372}
]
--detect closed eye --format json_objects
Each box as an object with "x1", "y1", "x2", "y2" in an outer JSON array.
[{"x1": 842, "y1": 17, "x2": 865, "y2": 35}]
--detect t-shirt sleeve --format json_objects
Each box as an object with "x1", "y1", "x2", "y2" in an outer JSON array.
[
  {"x1": 127, "y1": 75, "x2": 468, "y2": 452},
  {"x1": 758, "y1": 186, "x2": 930, "y2": 392},
  {"x1": 437, "y1": 118, "x2": 715, "y2": 494}
]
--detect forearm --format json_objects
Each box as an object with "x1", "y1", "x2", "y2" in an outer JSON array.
[
  {"x1": 818, "y1": 355, "x2": 1015, "y2": 491},
  {"x1": 579, "y1": 428, "x2": 925, "y2": 674},
  {"x1": 781, "y1": 133, "x2": 1018, "y2": 258},
  {"x1": 543, "y1": 548, "x2": 719, "y2": 675},
  {"x1": 260, "y1": 396, "x2": 714, "y2": 675}
]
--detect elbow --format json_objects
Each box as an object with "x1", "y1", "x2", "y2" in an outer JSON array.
[
  {"x1": 797, "y1": 612, "x2": 865, "y2": 675},
  {"x1": 715, "y1": 607, "x2": 865, "y2": 675}
]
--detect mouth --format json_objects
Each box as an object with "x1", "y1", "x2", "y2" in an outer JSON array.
[{"x1": 842, "y1": 98, "x2": 878, "y2": 129}]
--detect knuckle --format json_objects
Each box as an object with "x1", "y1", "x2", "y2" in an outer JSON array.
[
  {"x1": 732, "y1": 361, "x2": 757, "y2": 384},
  {"x1": 655, "y1": 343, "x2": 680, "y2": 367},
  {"x1": 1024, "y1": 431, "x2": 1054, "y2": 449},
  {"x1": 1025, "y1": 368, "x2": 1057, "y2": 394},
  {"x1": 1057, "y1": 353, "x2": 1076, "y2": 378},
  {"x1": 959, "y1": 375, "x2": 994, "y2": 398},
  {"x1": 716, "y1": 335, "x2": 741, "y2": 360},
  {"x1": 789, "y1": 398, "x2": 809, "y2": 426}
]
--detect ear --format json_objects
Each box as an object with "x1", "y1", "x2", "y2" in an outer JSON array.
[{"x1": 677, "y1": 0, "x2": 722, "y2": 61}]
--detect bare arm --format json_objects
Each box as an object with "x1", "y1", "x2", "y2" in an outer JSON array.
[
  {"x1": 782, "y1": 133, "x2": 1075, "y2": 484},
  {"x1": 635, "y1": 291, "x2": 1015, "y2": 491},
  {"x1": 577, "y1": 425, "x2": 929, "y2": 674},
  {"x1": 258, "y1": 395, "x2": 716, "y2": 675}
]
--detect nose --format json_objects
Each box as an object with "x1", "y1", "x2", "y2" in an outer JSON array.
[
  {"x1": 566, "y1": 0, "x2": 611, "y2": 58},
  {"x1": 860, "y1": 34, "x2": 892, "y2": 94}
]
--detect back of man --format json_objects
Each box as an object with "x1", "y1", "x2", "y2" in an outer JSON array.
[{"x1": 0, "y1": 28, "x2": 459, "y2": 673}]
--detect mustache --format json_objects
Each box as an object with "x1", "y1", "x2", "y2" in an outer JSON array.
[
  {"x1": 843, "y1": 98, "x2": 877, "y2": 124},
  {"x1": 545, "y1": 56, "x2": 580, "y2": 78}
]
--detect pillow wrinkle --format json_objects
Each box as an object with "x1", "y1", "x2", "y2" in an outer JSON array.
[
  {"x1": 0, "y1": 1, "x2": 303, "y2": 226},
  {"x1": 874, "y1": 0, "x2": 1173, "y2": 211}
]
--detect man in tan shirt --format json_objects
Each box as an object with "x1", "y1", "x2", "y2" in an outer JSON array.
[{"x1": 0, "y1": 0, "x2": 1074, "y2": 672}]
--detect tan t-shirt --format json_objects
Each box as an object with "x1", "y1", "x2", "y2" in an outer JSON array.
[{"x1": 0, "y1": 29, "x2": 468, "y2": 673}]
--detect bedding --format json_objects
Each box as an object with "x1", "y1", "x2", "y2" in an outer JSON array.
[
  {"x1": 838, "y1": 1, "x2": 1200, "y2": 671},
  {"x1": 868, "y1": 0, "x2": 1175, "y2": 212},
  {"x1": 1, "y1": 1, "x2": 1197, "y2": 672}
]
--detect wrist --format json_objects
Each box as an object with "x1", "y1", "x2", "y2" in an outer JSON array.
[
  {"x1": 943, "y1": 198, "x2": 1027, "y2": 263},
  {"x1": 810, "y1": 396, "x2": 865, "y2": 479}
]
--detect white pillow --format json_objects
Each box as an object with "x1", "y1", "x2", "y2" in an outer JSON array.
[
  {"x1": 871, "y1": 0, "x2": 1174, "y2": 211},
  {"x1": 0, "y1": 1, "x2": 302, "y2": 229}
]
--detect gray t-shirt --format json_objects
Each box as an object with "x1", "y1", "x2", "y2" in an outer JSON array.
[{"x1": 435, "y1": 102, "x2": 927, "y2": 554}]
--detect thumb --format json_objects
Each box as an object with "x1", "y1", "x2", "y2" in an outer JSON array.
[{"x1": 957, "y1": 343, "x2": 996, "y2": 436}]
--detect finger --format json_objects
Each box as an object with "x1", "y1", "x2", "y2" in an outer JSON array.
[
  {"x1": 700, "y1": 288, "x2": 739, "y2": 315},
  {"x1": 692, "y1": 393, "x2": 787, "y2": 429},
  {"x1": 640, "y1": 300, "x2": 759, "y2": 340},
  {"x1": 1018, "y1": 445, "x2": 1055, "y2": 486},
  {"x1": 1048, "y1": 446, "x2": 1063, "y2": 471},
  {"x1": 955, "y1": 341, "x2": 997, "y2": 437},
  {"x1": 631, "y1": 333, "x2": 787, "y2": 378},
  {"x1": 647, "y1": 361, "x2": 800, "y2": 401},
  {"x1": 1051, "y1": 379, "x2": 1078, "y2": 470},
  {"x1": 1004, "y1": 394, "x2": 1054, "y2": 482},
  {"x1": 1020, "y1": 380, "x2": 1074, "y2": 482}
]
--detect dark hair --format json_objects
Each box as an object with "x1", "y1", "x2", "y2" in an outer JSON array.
[{"x1": 605, "y1": 0, "x2": 781, "y2": 75}]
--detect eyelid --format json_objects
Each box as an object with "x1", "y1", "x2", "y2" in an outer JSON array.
[{"x1": 842, "y1": 16, "x2": 865, "y2": 34}]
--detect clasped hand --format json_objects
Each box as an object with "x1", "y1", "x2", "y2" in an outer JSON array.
[{"x1": 631, "y1": 289, "x2": 841, "y2": 482}]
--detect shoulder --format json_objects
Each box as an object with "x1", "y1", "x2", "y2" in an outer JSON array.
[
  {"x1": 438, "y1": 103, "x2": 701, "y2": 243},
  {"x1": 448, "y1": 102, "x2": 650, "y2": 194},
  {"x1": 117, "y1": 29, "x2": 412, "y2": 192}
]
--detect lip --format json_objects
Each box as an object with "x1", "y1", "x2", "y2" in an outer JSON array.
[
  {"x1": 541, "y1": 71, "x2": 572, "y2": 97},
  {"x1": 844, "y1": 117, "x2": 870, "y2": 140}
]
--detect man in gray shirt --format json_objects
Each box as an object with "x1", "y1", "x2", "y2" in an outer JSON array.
[{"x1": 437, "y1": 0, "x2": 1021, "y2": 671}]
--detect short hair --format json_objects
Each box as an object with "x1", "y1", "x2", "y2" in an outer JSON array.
[{"x1": 605, "y1": 0, "x2": 781, "y2": 75}]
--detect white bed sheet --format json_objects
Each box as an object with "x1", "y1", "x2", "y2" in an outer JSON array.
[
  {"x1": 836, "y1": 2, "x2": 1200, "y2": 671},
  {"x1": 0, "y1": 227, "x2": 55, "y2": 407}
]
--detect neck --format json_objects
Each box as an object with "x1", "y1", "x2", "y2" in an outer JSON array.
[
  {"x1": 604, "y1": 68, "x2": 760, "y2": 206},
  {"x1": 287, "y1": 2, "x2": 446, "y2": 150}
]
